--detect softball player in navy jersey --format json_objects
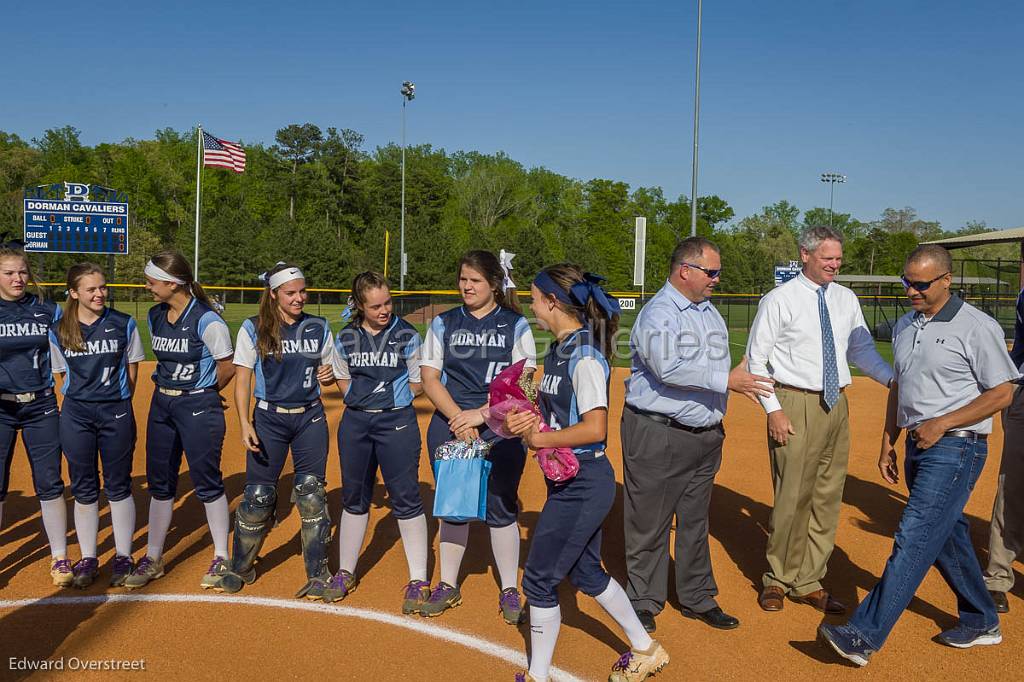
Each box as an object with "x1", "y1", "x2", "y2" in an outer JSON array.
[
  {"x1": 125, "y1": 251, "x2": 235, "y2": 590},
  {"x1": 50, "y1": 263, "x2": 145, "y2": 588},
  {"x1": 420, "y1": 250, "x2": 536, "y2": 623},
  {"x1": 216, "y1": 263, "x2": 335, "y2": 597},
  {"x1": 0, "y1": 244, "x2": 68, "y2": 586},
  {"x1": 506, "y1": 264, "x2": 669, "y2": 682},
  {"x1": 320, "y1": 271, "x2": 430, "y2": 613}
]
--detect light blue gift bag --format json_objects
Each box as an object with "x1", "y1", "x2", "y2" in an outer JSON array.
[{"x1": 432, "y1": 458, "x2": 492, "y2": 522}]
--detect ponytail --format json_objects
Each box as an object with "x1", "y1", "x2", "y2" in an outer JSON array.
[
  {"x1": 148, "y1": 250, "x2": 217, "y2": 314},
  {"x1": 534, "y1": 263, "x2": 620, "y2": 359}
]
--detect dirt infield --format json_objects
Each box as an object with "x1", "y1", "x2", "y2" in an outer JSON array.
[{"x1": 1, "y1": 365, "x2": 1020, "y2": 680}]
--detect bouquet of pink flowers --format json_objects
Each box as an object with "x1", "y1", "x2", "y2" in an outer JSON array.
[{"x1": 484, "y1": 359, "x2": 579, "y2": 482}]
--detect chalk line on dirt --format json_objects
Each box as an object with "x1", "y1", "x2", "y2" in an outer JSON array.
[{"x1": 0, "y1": 593, "x2": 587, "y2": 682}]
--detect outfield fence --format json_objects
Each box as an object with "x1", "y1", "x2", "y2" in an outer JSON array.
[{"x1": 35, "y1": 283, "x2": 1017, "y2": 340}]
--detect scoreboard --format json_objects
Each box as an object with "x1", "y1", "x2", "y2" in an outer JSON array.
[
  {"x1": 24, "y1": 200, "x2": 129, "y2": 254},
  {"x1": 22, "y1": 183, "x2": 129, "y2": 255}
]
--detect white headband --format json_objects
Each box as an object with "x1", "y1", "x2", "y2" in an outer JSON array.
[
  {"x1": 499, "y1": 249, "x2": 516, "y2": 290},
  {"x1": 267, "y1": 267, "x2": 304, "y2": 290},
  {"x1": 145, "y1": 260, "x2": 186, "y2": 285}
]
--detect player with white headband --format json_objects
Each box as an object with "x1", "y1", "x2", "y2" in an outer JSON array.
[
  {"x1": 125, "y1": 250, "x2": 235, "y2": 590},
  {"x1": 215, "y1": 262, "x2": 336, "y2": 598}
]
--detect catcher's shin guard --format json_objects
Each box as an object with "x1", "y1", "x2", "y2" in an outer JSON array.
[
  {"x1": 218, "y1": 484, "x2": 276, "y2": 593},
  {"x1": 293, "y1": 474, "x2": 332, "y2": 598}
]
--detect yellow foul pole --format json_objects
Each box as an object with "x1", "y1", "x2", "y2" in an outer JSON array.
[{"x1": 383, "y1": 230, "x2": 390, "y2": 279}]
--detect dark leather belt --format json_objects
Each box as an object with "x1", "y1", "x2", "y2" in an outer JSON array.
[
  {"x1": 777, "y1": 383, "x2": 846, "y2": 396},
  {"x1": 943, "y1": 430, "x2": 987, "y2": 441},
  {"x1": 626, "y1": 403, "x2": 723, "y2": 434},
  {"x1": 911, "y1": 429, "x2": 987, "y2": 442}
]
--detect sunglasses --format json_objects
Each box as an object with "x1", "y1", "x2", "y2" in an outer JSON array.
[
  {"x1": 901, "y1": 272, "x2": 949, "y2": 292},
  {"x1": 682, "y1": 262, "x2": 722, "y2": 279}
]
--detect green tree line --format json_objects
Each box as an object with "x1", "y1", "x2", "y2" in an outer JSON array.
[{"x1": 1, "y1": 126, "x2": 1014, "y2": 295}]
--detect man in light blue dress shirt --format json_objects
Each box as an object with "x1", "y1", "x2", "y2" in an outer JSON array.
[{"x1": 621, "y1": 237, "x2": 773, "y2": 634}]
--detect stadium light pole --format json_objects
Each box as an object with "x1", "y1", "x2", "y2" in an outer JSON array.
[
  {"x1": 689, "y1": 0, "x2": 703, "y2": 237},
  {"x1": 820, "y1": 172, "x2": 846, "y2": 227},
  {"x1": 400, "y1": 80, "x2": 415, "y2": 291}
]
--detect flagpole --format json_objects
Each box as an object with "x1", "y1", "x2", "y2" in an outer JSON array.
[{"x1": 194, "y1": 124, "x2": 203, "y2": 280}]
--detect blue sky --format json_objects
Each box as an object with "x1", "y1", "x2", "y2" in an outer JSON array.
[{"x1": 3, "y1": 0, "x2": 1021, "y2": 231}]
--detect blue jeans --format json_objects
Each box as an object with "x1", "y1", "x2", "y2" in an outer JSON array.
[{"x1": 848, "y1": 435, "x2": 997, "y2": 649}]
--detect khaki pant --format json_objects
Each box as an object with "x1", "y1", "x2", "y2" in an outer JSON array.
[
  {"x1": 985, "y1": 385, "x2": 1024, "y2": 592},
  {"x1": 763, "y1": 388, "x2": 850, "y2": 597}
]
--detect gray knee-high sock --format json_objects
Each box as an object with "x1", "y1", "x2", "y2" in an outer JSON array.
[
  {"x1": 146, "y1": 498, "x2": 174, "y2": 560},
  {"x1": 40, "y1": 497, "x2": 68, "y2": 557},
  {"x1": 109, "y1": 497, "x2": 136, "y2": 557},
  {"x1": 397, "y1": 514, "x2": 429, "y2": 582},
  {"x1": 73, "y1": 501, "x2": 100, "y2": 558},
  {"x1": 438, "y1": 520, "x2": 469, "y2": 586}
]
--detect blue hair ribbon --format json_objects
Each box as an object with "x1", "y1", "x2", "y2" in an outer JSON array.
[
  {"x1": 570, "y1": 273, "x2": 621, "y2": 318},
  {"x1": 533, "y1": 271, "x2": 621, "y2": 318}
]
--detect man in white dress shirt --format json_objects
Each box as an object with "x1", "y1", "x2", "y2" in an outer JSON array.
[{"x1": 746, "y1": 226, "x2": 893, "y2": 614}]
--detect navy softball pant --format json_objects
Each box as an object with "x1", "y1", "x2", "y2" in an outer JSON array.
[
  {"x1": 522, "y1": 452, "x2": 615, "y2": 608},
  {"x1": 0, "y1": 392, "x2": 62, "y2": 501},
  {"x1": 340, "y1": 405, "x2": 423, "y2": 519},
  {"x1": 60, "y1": 397, "x2": 135, "y2": 504},
  {"x1": 146, "y1": 389, "x2": 226, "y2": 503},
  {"x1": 247, "y1": 400, "x2": 329, "y2": 486},
  {"x1": 426, "y1": 410, "x2": 526, "y2": 528}
]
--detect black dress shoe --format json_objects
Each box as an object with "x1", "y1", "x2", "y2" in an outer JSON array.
[
  {"x1": 635, "y1": 609, "x2": 657, "y2": 633},
  {"x1": 681, "y1": 605, "x2": 740, "y2": 630},
  {"x1": 990, "y1": 590, "x2": 1009, "y2": 613}
]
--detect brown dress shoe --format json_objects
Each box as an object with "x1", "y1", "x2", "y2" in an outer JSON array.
[
  {"x1": 759, "y1": 586, "x2": 785, "y2": 611},
  {"x1": 790, "y1": 589, "x2": 846, "y2": 614}
]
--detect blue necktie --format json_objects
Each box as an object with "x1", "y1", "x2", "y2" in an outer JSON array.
[{"x1": 818, "y1": 286, "x2": 840, "y2": 410}]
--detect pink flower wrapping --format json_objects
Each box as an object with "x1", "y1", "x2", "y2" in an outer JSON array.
[{"x1": 484, "y1": 359, "x2": 580, "y2": 482}]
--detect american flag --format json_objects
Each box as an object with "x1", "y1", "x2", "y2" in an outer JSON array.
[{"x1": 202, "y1": 131, "x2": 246, "y2": 173}]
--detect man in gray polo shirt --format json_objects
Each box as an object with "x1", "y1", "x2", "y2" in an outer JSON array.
[{"x1": 820, "y1": 245, "x2": 1019, "y2": 666}]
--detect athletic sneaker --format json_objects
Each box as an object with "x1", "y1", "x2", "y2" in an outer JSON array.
[
  {"x1": 71, "y1": 557, "x2": 100, "y2": 589},
  {"x1": 514, "y1": 673, "x2": 538, "y2": 682},
  {"x1": 124, "y1": 556, "x2": 165, "y2": 590},
  {"x1": 418, "y1": 582, "x2": 462, "y2": 617},
  {"x1": 320, "y1": 570, "x2": 359, "y2": 603},
  {"x1": 109, "y1": 555, "x2": 135, "y2": 587},
  {"x1": 936, "y1": 623, "x2": 1002, "y2": 649},
  {"x1": 499, "y1": 587, "x2": 526, "y2": 625},
  {"x1": 608, "y1": 640, "x2": 670, "y2": 682},
  {"x1": 200, "y1": 557, "x2": 228, "y2": 590},
  {"x1": 49, "y1": 557, "x2": 73, "y2": 588},
  {"x1": 818, "y1": 623, "x2": 874, "y2": 667},
  {"x1": 402, "y1": 580, "x2": 432, "y2": 615}
]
